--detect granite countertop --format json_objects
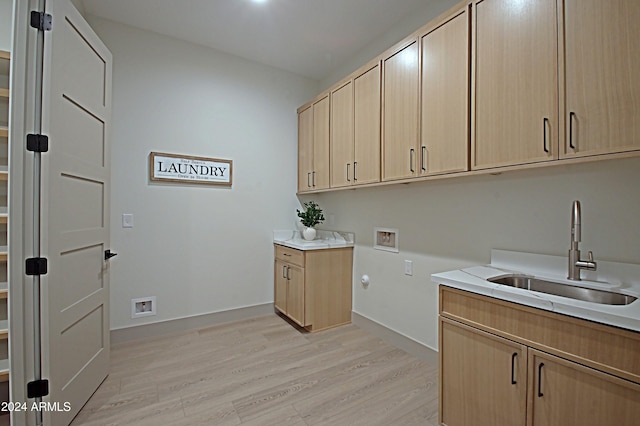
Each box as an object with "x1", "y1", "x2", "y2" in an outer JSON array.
[
  {"x1": 432, "y1": 249, "x2": 640, "y2": 333},
  {"x1": 273, "y1": 229, "x2": 355, "y2": 251}
]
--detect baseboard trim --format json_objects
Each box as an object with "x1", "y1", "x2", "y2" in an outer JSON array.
[
  {"x1": 351, "y1": 312, "x2": 439, "y2": 365},
  {"x1": 110, "y1": 303, "x2": 274, "y2": 344}
]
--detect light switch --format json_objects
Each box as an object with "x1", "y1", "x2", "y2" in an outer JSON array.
[
  {"x1": 404, "y1": 260, "x2": 413, "y2": 276},
  {"x1": 122, "y1": 213, "x2": 134, "y2": 228}
]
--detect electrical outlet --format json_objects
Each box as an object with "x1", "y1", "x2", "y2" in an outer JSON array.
[{"x1": 404, "y1": 260, "x2": 413, "y2": 276}]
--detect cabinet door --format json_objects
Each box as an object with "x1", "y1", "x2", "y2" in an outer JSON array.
[
  {"x1": 330, "y1": 81, "x2": 354, "y2": 188},
  {"x1": 274, "y1": 260, "x2": 288, "y2": 314},
  {"x1": 421, "y1": 8, "x2": 469, "y2": 176},
  {"x1": 562, "y1": 0, "x2": 640, "y2": 157},
  {"x1": 297, "y1": 105, "x2": 313, "y2": 192},
  {"x1": 440, "y1": 319, "x2": 527, "y2": 426},
  {"x1": 382, "y1": 40, "x2": 419, "y2": 181},
  {"x1": 286, "y1": 264, "x2": 306, "y2": 327},
  {"x1": 354, "y1": 63, "x2": 381, "y2": 185},
  {"x1": 473, "y1": 0, "x2": 557, "y2": 169},
  {"x1": 312, "y1": 95, "x2": 330, "y2": 190},
  {"x1": 529, "y1": 349, "x2": 640, "y2": 426}
]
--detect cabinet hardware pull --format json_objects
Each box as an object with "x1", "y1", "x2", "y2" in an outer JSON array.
[
  {"x1": 353, "y1": 162, "x2": 358, "y2": 181},
  {"x1": 312, "y1": 171, "x2": 316, "y2": 187},
  {"x1": 347, "y1": 163, "x2": 350, "y2": 182},
  {"x1": 421, "y1": 146, "x2": 427, "y2": 172},
  {"x1": 286, "y1": 266, "x2": 291, "y2": 280},
  {"x1": 569, "y1": 112, "x2": 576, "y2": 150},
  {"x1": 307, "y1": 172, "x2": 311, "y2": 188},
  {"x1": 410, "y1": 149, "x2": 415, "y2": 173},
  {"x1": 511, "y1": 352, "x2": 518, "y2": 385},
  {"x1": 283, "y1": 253, "x2": 291, "y2": 256},
  {"x1": 543, "y1": 118, "x2": 549, "y2": 153},
  {"x1": 282, "y1": 265, "x2": 287, "y2": 279},
  {"x1": 537, "y1": 363, "x2": 545, "y2": 397}
]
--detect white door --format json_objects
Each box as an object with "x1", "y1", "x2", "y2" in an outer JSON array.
[{"x1": 41, "y1": 0, "x2": 112, "y2": 424}]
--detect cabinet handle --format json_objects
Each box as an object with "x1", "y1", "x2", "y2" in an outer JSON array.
[
  {"x1": 286, "y1": 266, "x2": 291, "y2": 280},
  {"x1": 283, "y1": 253, "x2": 291, "y2": 257},
  {"x1": 569, "y1": 112, "x2": 576, "y2": 150},
  {"x1": 346, "y1": 163, "x2": 350, "y2": 182},
  {"x1": 312, "y1": 171, "x2": 316, "y2": 187},
  {"x1": 307, "y1": 172, "x2": 311, "y2": 188},
  {"x1": 511, "y1": 352, "x2": 518, "y2": 385},
  {"x1": 421, "y1": 146, "x2": 427, "y2": 172},
  {"x1": 410, "y1": 149, "x2": 415, "y2": 173},
  {"x1": 543, "y1": 118, "x2": 549, "y2": 153},
  {"x1": 537, "y1": 363, "x2": 545, "y2": 397},
  {"x1": 353, "y1": 162, "x2": 358, "y2": 181},
  {"x1": 282, "y1": 265, "x2": 287, "y2": 279}
]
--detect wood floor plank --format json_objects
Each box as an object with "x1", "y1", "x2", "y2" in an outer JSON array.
[{"x1": 71, "y1": 314, "x2": 439, "y2": 425}]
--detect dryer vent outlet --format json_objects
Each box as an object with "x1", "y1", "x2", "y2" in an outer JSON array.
[{"x1": 131, "y1": 296, "x2": 156, "y2": 318}]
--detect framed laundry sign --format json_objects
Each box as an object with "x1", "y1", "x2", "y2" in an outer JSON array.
[{"x1": 149, "y1": 152, "x2": 233, "y2": 186}]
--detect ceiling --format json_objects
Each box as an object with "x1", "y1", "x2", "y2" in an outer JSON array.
[{"x1": 79, "y1": 0, "x2": 433, "y2": 81}]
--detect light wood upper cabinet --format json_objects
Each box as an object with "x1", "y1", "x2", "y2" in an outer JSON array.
[
  {"x1": 297, "y1": 105, "x2": 313, "y2": 192},
  {"x1": 562, "y1": 0, "x2": 640, "y2": 157},
  {"x1": 330, "y1": 81, "x2": 354, "y2": 188},
  {"x1": 331, "y1": 62, "x2": 381, "y2": 188},
  {"x1": 353, "y1": 63, "x2": 381, "y2": 185},
  {"x1": 382, "y1": 40, "x2": 419, "y2": 181},
  {"x1": 421, "y1": 7, "x2": 469, "y2": 176},
  {"x1": 297, "y1": 94, "x2": 330, "y2": 192},
  {"x1": 473, "y1": 0, "x2": 558, "y2": 169},
  {"x1": 312, "y1": 95, "x2": 330, "y2": 190}
]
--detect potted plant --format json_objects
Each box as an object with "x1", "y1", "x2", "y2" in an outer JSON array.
[{"x1": 297, "y1": 201, "x2": 325, "y2": 241}]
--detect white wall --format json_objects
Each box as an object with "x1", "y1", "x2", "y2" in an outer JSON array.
[
  {"x1": 306, "y1": 158, "x2": 640, "y2": 350},
  {"x1": 0, "y1": 0, "x2": 12, "y2": 51},
  {"x1": 86, "y1": 17, "x2": 319, "y2": 330}
]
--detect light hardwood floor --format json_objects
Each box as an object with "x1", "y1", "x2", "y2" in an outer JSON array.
[{"x1": 70, "y1": 313, "x2": 439, "y2": 425}]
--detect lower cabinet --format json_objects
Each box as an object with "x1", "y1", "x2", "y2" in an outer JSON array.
[
  {"x1": 274, "y1": 244, "x2": 353, "y2": 332},
  {"x1": 439, "y1": 286, "x2": 640, "y2": 426}
]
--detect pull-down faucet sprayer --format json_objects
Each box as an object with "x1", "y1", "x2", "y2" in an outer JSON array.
[{"x1": 568, "y1": 200, "x2": 597, "y2": 280}]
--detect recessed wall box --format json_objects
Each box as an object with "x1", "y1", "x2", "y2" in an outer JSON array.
[
  {"x1": 131, "y1": 296, "x2": 156, "y2": 318},
  {"x1": 374, "y1": 227, "x2": 399, "y2": 253}
]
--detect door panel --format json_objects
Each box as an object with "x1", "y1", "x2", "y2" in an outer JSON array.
[
  {"x1": 563, "y1": 0, "x2": 640, "y2": 157},
  {"x1": 43, "y1": 1, "x2": 112, "y2": 424},
  {"x1": 473, "y1": 0, "x2": 557, "y2": 168},
  {"x1": 354, "y1": 63, "x2": 381, "y2": 185},
  {"x1": 528, "y1": 349, "x2": 640, "y2": 426},
  {"x1": 330, "y1": 81, "x2": 354, "y2": 188},
  {"x1": 286, "y1": 264, "x2": 305, "y2": 327},
  {"x1": 440, "y1": 319, "x2": 527, "y2": 426},
  {"x1": 421, "y1": 8, "x2": 469, "y2": 175},
  {"x1": 297, "y1": 105, "x2": 313, "y2": 192},
  {"x1": 382, "y1": 41, "x2": 419, "y2": 181}
]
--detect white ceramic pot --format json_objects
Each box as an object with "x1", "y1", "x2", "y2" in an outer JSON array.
[{"x1": 302, "y1": 227, "x2": 316, "y2": 241}]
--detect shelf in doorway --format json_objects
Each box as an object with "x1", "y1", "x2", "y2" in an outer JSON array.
[
  {"x1": 0, "y1": 359, "x2": 8, "y2": 383},
  {"x1": 0, "y1": 126, "x2": 7, "y2": 138}
]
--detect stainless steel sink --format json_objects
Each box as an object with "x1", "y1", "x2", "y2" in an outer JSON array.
[{"x1": 488, "y1": 275, "x2": 637, "y2": 306}]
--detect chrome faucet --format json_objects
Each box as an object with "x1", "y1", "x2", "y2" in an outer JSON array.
[{"x1": 568, "y1": 200, "x2": 597, "y2": 280}]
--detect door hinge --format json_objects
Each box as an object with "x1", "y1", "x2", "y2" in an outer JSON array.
[
  {"x1": 30, "y1": 11, "x2": 52, "y2": 31},
  {"x1": 26, "y1": 134, "x2": 49, "y2": 153},
  {"x1": 27, "y1": 379, "x2": 49, "y2": 398},
  {"x1": 26, "y1": 257, "x2": 48, "y2": 276}
]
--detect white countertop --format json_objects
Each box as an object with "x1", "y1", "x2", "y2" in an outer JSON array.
[
  {"x1": 432, "y1": 249, "x2": 640, "y2": 333},
  {"x1": 273, "y1": 229, "x2": 355, "y2": 251}
]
